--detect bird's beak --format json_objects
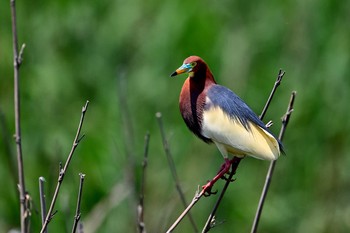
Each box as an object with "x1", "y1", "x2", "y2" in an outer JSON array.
[{"x1": 170, "y1": 63, "x2": 192, "y2": 77}]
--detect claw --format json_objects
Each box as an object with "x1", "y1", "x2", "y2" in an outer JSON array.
[
  {"x1": 202, "y1": 182, "x2": 218, "y2": 196},
  {"x1": 221, "y1": 175, "x2": 236, "y2": 182},
  {"x1": 200, "y1": 158, "x2": 241, "y2": 197},
  {"x1": 203, "y1": 189, "x2": 218, "y2": 197}
]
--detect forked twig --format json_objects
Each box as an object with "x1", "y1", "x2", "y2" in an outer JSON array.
[
  {"x1": 10, "y1": 0, "x2": 29, "y2": 231},
  {"x1": 72, "y1": 173, "x2": 86, "y2": 233},
  {"x1": 40, "y1": 101, "x2": 89, "y2": 233},
  {"x1": 156, "y1": 112, "x2": 198, "y2": 233},
  {"x1": 201, "y1": 70, "x2": 286, "y2": 232},
  {"x1": 138, "y1": 132, "x2": 150, "y2": 233},
  {"x1": 250, "y1": 91, "x2": 296, "y2": 233}
]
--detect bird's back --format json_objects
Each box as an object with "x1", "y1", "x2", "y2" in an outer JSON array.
[{"x1": 202, "y1": 84, "x2": 282, "y2": 160}]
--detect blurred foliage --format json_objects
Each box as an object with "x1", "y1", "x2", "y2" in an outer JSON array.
[{"x1": 1, "y1": 0, "x2": 350, "y2": 232}]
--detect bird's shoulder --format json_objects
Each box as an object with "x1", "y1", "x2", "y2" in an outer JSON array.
[{"x1": 205, "y1": 84, "x2": 266, "y2": 130}]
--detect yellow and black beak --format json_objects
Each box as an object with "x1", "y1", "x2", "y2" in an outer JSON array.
[{"x1": 170, "y1": 63, "x2": 193, "y2": 77}]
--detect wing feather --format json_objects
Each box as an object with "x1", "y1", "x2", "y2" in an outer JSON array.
[{"x1": 202, "y1": 85, "x2": 281, "y2": 160}]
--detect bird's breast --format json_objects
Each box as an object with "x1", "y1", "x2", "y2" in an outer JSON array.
[{"x1": 179, "y1": 79, "x2": 212, "y2": 143}]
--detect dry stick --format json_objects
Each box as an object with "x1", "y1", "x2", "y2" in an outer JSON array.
[
  {"x1": 250, "y1": 91, "x2": 296, "y2": 233},
  {"x1": 259, "y1": 70, "x2": 285, "y2": 120},
  {"x1": 39, "y1": 177, "x2": 47, "y2": 233},
  {"x1": 201, "y1": 158, "x2": 241, "y2": 233},
  {"x1": 40, "y1": 100, "x2": 89, "y2": 233},
  {"x1": 138, "y1": 132, "x2": 150, "y2": 233},
  {"x1": 166, "y1": 189, "x2": 203, "y2": 233},
  {"x1": 155, "y1": 112, "x2": 198, "y2": 233},
  {"x1": 72, "y1": 173, "x2": 86, "y2": 233},
  {"x1": 166, "y1": 156, "x2": 238, "y2": 233},
  {"x1": 10, "y1": 0, "x2": 29, "y2": 232},
  {"x1": 201, "y1": 70, "x2": 286, "y2": 232}
]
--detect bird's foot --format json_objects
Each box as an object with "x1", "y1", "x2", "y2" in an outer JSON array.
[
  {"x1": 201, "y1": 158, "x2": 233, "y2": 196},
  {"x1": 202, "y1": 181, "x2": 218, "y2": 197},
  {"x1": 221, "y1": 175, "x2": 236, "y2": 182}
]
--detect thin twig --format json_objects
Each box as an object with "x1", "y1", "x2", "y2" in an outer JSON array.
[
  {"x1": 156, "y1": 112, "x2": 198, "y2": 233},
  {"x1": 40, "y1": 100, "x2": 89, "y2": 233},
  {"x1": 259, "y1": 70, "x2": 285, "y2": 120},
  {"x1": 10, "y1": 0, "x2": 29, "y2": 231},
  {"x1": 201, "y1": 70, "x2": 286, "y2": 232},
  {"x1": 72, "y1": 173, "x2": 86, "y2": 233},
  {"x1": 138, "y1": 132, "x2": 150, "y2": 233},
  {"x1": 39, "y1": 177, "x2": 47, "y2": 233},
  {"x1": 201, "y1": 158, "x2": 241, "y2": 233},
  {"x1": 250, "y1": 91, "x2": 296, "y2": 233},
  {"x1": 166, "y1": 189, "x2": 203, "y2": 233},
  {"x1": 166, "y1": 157, "x2": 239, "y2": 233}
]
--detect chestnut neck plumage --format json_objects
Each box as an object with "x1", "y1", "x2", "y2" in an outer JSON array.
[{"x1": 179, "y1": 65, "x2": 216, "y2": 143}]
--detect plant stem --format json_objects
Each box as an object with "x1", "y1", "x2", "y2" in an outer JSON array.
[
  {"x1": 39, "y1": 177, "x2": 47, "y2": 233},
  {"x1": 40, "y1": 101, "x2": 89, "y2": 233},
  {"x1": 10, "y1": 0, "x2": 29, "y2": 231},
  {"x1": 72, "y1": 173, "x2": 86, "y2": 233},
  {"x1": 250, "y1": 91, "x2": 296, "y2": 233}
]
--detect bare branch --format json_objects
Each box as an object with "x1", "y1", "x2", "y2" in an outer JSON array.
[
  {"x1": 39, "y1": 177, "x2": 47, "y2": 233},
  {"x1": 72, "y1": 173, "x2": 86, "y2": 233},
  {"x1": 166, "y1": 188, "x2": 203, "y2": 233},
  {"x1": 40, "y1": 100, "x2": 89, "y2": 233},
  {"x1": 156, "y1": 112, "x2": 198, "y2": 233},
  {"x1": 259, "y1": 70, "x2": 285, "y2": 119},
  {"x1": 10, "y1": 0, "x2": 29, "y2": 231},
  {"x1": 250, "y1": 91, "x2": 296, "y2": 233},
  {"x1": 137, "y1": 132, "x2": 150, "y2": 233},
  {"x1": 201, "y1": 158, "x2": 241, "y2": 233}
]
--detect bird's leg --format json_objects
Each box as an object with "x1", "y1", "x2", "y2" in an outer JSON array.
[
  {"x1": 224, "y1": 157, "x2": 241, "y2": 181},
  {"x1": 202, "y1": 158, "x2": 232, "y2": 196}
]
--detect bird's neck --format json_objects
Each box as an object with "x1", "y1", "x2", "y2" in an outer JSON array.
[
  {"x1": 178, "y1": 67, "x2": 216, "y2": 143},
  {"x1": 191, "y1": 67, "x2": 216, "y2": 89}
]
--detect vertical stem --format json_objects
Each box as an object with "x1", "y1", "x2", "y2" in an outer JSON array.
[
  {"x1": 201, "y1": 158, "x2": 241, "y2": 233},
  {"x1": 156, "y1": 112, "x2": 198, "y2": 233},
  {"x1": 40, "y1": 101, "x2": 89, "y2": 233},
  {"x1": 259, "y1": 70, "x2": 285, "y2": 120},
  {"x1": 138, "y1": 132, "x2": 150, "y2": 233},
  {"x1": 72, "y1": 173, "x2": 86, "y2": 233},
  {"x1": 39, "y1": 177, "x2": 47, "y2": 233},
  {"x1": 250, "y1": 91, "x2": 296, "y2": 233},
  {"x1": 10, "y1": 0, "x2": 28, "y2": 232}
]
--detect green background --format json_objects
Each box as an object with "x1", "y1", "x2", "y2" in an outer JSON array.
[{"x1": 1, "y1": 0, "x2": 350, "y2": 232}]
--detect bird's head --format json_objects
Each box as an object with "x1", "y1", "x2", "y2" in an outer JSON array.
[{"x1": 170, "y1": 56, "x2": 206, "y2": 78}]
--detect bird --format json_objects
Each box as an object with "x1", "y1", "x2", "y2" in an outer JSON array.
[{"x1": 171, "y1": 56, "x2": 283, "y2": 193}]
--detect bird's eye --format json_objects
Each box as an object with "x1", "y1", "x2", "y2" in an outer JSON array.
[{"x1": 190, "y1": 62, "x2": 197, "y2": 67}]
